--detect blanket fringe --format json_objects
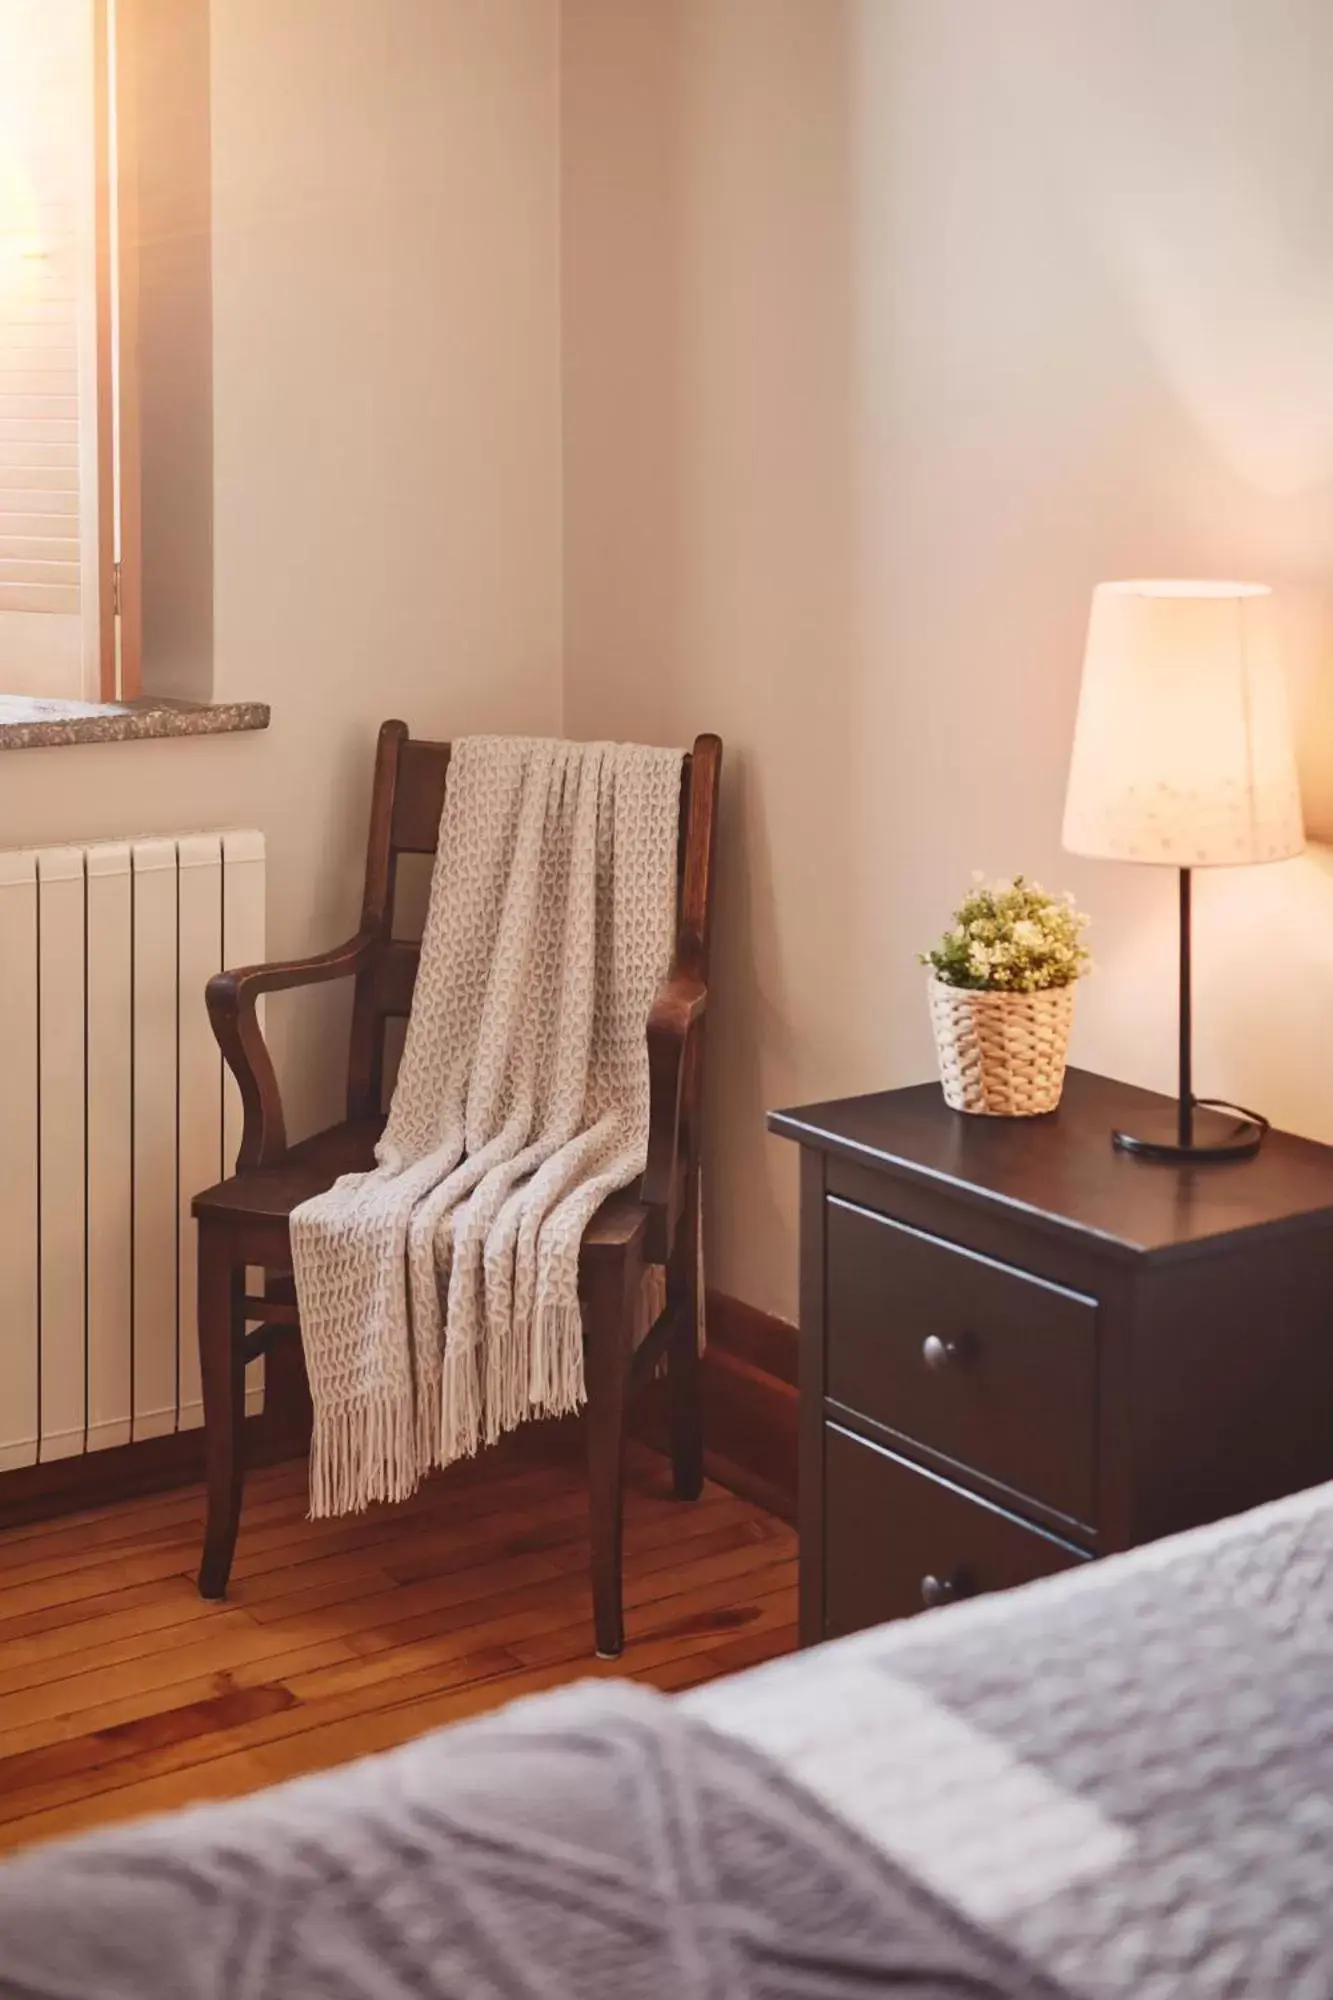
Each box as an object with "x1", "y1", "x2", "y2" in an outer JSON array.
[
  {"x1": 309, "y1": 1394, "x2": 420, "y2": 1520},
  {"x1": 529, "y1": 1301, "x2": 587, "y2": 1421},
  {"x1": 415, "y1": 1365, "x2": 443, "y2": 1473},
  {"x1": 440, "y1": 1335, "x2": 484, "y2": 1466},
  {"x1": 311, "y1": 1268, "x2": 683, "y2": 1512},
  {"x1": 483, "y1": 1314, "x2": 528, "y2": 1449}
]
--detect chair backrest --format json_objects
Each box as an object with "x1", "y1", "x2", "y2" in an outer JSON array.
[{"x1": 345, "y1": 722, "x2": 721, "y2": 1122}]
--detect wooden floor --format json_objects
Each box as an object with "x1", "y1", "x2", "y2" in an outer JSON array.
[{"x1": 0, "y1": 1432, "x2": 797, "y2": 1857}]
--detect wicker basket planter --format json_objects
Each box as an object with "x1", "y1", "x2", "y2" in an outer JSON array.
[{"x1": 927, "y1": 975, "x2": 1075, "y2": 1117}]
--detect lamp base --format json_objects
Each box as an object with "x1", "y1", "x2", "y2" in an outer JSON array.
[{"x1": 1112, "y1": 1103, "x2": 1265, "y2": 1164}]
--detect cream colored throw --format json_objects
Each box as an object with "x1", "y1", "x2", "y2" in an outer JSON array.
[{"x1": 291, "y1": 736, "x2": 684, "y2": 1516}]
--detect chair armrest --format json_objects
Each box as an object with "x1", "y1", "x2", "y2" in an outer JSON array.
[
  {"x1": 641, "y1": 974, "x2": 708, "y2": 1250},
  {"x1": 206, "y1": 930, "x2": 378, "y2": 1171}
]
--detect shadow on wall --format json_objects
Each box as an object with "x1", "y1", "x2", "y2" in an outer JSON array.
[
  {"x1": 1038, "y1": 0, "x2": 1333, "y2": 840},
  {"x1": 562, "y1": 0, "x2": 1333, "y2": 1321},
  {"x1": 562, "y1": 0, "x2": 879, "y2": 1316}
]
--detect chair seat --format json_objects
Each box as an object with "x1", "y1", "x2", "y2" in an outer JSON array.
[
  {"x1": 192, "y1": 1117, "x2": 649, "y2": 1267},
  {"x1": 192, "y1": 1117, "x2": 386, "y2": 1223}
]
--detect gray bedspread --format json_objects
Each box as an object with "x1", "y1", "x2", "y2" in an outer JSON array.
[
  {"x1": 693, "y1": 1479, "x2": 1333, "y2": 1998},
  {"x1": 0, "y1": 1679, "x2": 1053, "y2": 2000}
]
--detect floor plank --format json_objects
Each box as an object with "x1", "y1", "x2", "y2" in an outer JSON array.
[{"x1": 0, "y1": 1434, "x2": 796, "y2": 1856}]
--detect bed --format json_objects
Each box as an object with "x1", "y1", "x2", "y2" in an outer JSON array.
[{"x1": 2, "y1": 1482, "x2": 1331, "y2": 1997}]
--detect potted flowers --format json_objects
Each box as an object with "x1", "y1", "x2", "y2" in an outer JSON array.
[{"x1": 921, "y1": 876, "x2": 1091, "y2": 1116}]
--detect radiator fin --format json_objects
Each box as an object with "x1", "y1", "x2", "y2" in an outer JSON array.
[
  {"x1": 87, "y1": 844, "x2": 133, "y2": 1452},
  {"x1": 0, "y1": 852, "x2": 38, "y2": 1472},
  {"x1": 37, "y1": 847, "x2": 86, "y2": 1464},
  {"x1": 132, "y1": 839, "x2": 182, "y2": 1443}
]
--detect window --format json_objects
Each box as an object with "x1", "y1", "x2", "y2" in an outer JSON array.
[{"x1": 0, "y1": 0, "x2": 138, "y2": 702}]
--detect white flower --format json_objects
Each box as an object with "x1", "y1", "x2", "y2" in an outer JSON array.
[{"x1": 923, "y1": 875, "x2": 1091, "y2": 992}]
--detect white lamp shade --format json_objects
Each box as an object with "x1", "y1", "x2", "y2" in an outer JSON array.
[{"x1": 1063, "y1": 581, "x2": 1305, "y2": 868}]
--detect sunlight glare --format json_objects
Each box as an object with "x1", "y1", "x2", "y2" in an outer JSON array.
[{"x1": 0, "y1": 0, "x2": 87, "y2": 300}]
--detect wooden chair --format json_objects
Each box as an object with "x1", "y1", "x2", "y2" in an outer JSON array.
[{"x1": 192, "y1": 721, "x2": 721, "y2": 1657}]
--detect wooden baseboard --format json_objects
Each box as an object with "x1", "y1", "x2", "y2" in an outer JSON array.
[
  {"x1": 704, "y1": 1292, "x2": 798, "y2": 1388},
  {"x1": 637, "y1": 1290, "x2": 798, "y2": 1524},
  {"x1": 0, "y1": 1342, "x2": 311, "y2": 1533},
  {"x1": 0, "y1": 1297, "x2": 798, "y2": 1533},
  {"x1": 0, "y1": 1421, "x2": 259, "y2": 1533}
]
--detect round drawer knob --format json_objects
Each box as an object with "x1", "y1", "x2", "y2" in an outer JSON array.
[
  {"x1": 920, "y1": 1573, "x2": 958, "y2": 1610},
  {"x1": 922, "y1": 1334, "x2": 958, "y2": 1371}
]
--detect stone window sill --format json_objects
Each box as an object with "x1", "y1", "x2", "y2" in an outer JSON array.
[{"x1": 0, "y1": 696, "x2": 270, "y2": 751}]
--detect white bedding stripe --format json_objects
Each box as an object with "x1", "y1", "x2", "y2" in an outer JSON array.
[{"x1": 695, "y1": 1654, "x2": 1132, "y2": 1924}]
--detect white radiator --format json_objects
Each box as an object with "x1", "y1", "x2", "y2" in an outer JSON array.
[{"x1": 0, "y1": 830, "x2": 266, "y2": 1468}]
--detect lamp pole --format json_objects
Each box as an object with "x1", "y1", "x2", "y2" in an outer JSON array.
[
  {"x1": 1112, "y1": 862, "x2": 1263, "y2": 1161},
  {"x1": 1178, "y1": 866, "x2": 1193, "y2": 1150}
]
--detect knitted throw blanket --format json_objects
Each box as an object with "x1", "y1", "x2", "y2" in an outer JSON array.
[{"x1": 291, "y1": 736, "x2": 684, "y2": 1516}]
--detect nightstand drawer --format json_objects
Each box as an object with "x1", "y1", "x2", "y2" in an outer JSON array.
[
  {"x1": 825, "y1": 1197, "x2": 1097, "y2": 1526},
  {"x1": 822, "y1": 1424, "x2": 1089, "y2": 1640}
]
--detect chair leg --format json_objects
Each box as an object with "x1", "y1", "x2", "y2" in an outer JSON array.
[
  {"x1": 667, "y1": 1182, "x2": 704, "y2": 1503},
  {"x1": 584, "y1": 1253, "x2": 639, "y2": 1660},
  {"x1": 197, "y1": 1230, "x2": 247, "y2": 1601}
]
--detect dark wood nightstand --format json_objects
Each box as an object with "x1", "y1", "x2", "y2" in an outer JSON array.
[{"x1": 769, "y1": 1068, "x2": 1333, "y2": 1647}]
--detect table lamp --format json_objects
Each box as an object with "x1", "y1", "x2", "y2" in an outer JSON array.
[{"x1": 1063, "y1": 580, "x2": 1305, "y2": 1162}]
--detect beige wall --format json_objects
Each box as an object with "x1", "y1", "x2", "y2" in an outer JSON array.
[
  {"x1": 8, "y1": 0, "x2": 1333, "y2": 1328},
  {"x1": 562, "y1": 0, "x2": 1333, "y2": 1320},
  {"x1": 0, "y1": 0, "x2": 564, "y2": 1142}
]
